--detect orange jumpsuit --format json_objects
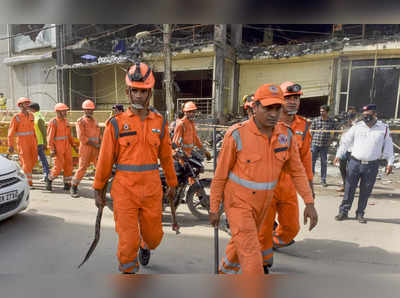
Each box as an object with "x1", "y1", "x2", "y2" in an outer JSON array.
[
  {"x1": 72, "y1": 115, "x2": 101, "y2": 186},
  {"x1": 8, "y1": 112, "x2": 38, "y2": 186},
  {"x1": 93, "y1": 108, "x2": 178, "y2": 274},
  {"x1": 47, "y1": 117, "x2": 74, "y2": 184},
  {"x1": 259, "y1": 115, "x2": 314, "y2": 267},
  {"x1": 172, "y1": 116, "x2": 204, "y2": 156},
  {"x1": 210, "y1": 117, "x2": 313, "y2": 274}
]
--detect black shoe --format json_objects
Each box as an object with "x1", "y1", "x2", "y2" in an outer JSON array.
[
  {"x1": 356, "y1": 214, "x2": 367, "y2": 224},
  {"x1": 70, "y1": 185, "x2": 79, "y2": 198},
  {"x1": 335, "y1": 213, "x2": 348, "y2": 221},
  {"x1": 139, "y1": 246, "x2": 151, "y2": 266},
  {"x1": 64, "y1": 183, "x2": 71, "y2": 191},
  {"x1": 273, "y1": 239, "x2": 295, "y2": 249},
  {"x1": 263, "y1": 266, "x2": 269, "y2": 274},
  {"x1": 321, "y1": 181, "x2": 328, "y2": 187},
  {"x1": 46, "y1": 179, "x2": 52, "y2": 191},
  {"x1": 273, "y1": 221, "x2": 278, "y2": 231}
]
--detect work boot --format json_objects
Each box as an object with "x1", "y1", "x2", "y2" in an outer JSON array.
[
  {"x1": 334, "y1": 213, "x2": 348, "y2": 221},
  {"x1": 356, "y1": 214, "x2": 367, "y2": 224},
  {"x1": 139, "y1": 246, "x2": 151, "y2": 266},
  {"x1": 46, "y1": 179, "x2": 53, "y2": 191},
  {"x1": 63, "y1": 183, "x2": 71, "y2": 191},
  {"x1": 263, "y1": 266, "x2": 269, "y2": 274},
  {"x1": 70, "y1": 185, "x2": 79, "y2": 198}
]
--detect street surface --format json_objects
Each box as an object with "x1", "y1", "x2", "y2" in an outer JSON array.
[{"x1": 0, "y1": 163, "x2": 399, "y2": 297}]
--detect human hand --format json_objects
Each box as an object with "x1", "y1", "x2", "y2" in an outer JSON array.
[
  {"x1": 209, "y1": 212, "x2": 220, "y2": 227},
  {"x1": 386, "y1": 165, "x2": 393, "y2": 175},
  {"x1": 304, "y1": 203, "x2": 318, "y2": 231}
]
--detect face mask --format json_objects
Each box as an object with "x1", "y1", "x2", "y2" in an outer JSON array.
[{"x1": 362, "y1": 114, "x2": 374, "y2": 123}]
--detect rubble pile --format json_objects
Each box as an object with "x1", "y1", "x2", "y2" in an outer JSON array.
[{"x1": 237, "y1": 34, "x2": 400, "y2": 60}]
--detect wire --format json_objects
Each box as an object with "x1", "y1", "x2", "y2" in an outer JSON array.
[{"x1": 244, "y1": 24, "x2": 332, "y2": 35}]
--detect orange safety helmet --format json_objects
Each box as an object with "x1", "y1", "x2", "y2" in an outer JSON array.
[
  {"x1": 280, "y1": 81, "x2": 303, "y2": 97},
  {"x1": 54, "y1": 103, "x2": 69, "y2": 112},
  {"x1": 182, "y1": 101, "x2": 197, "y2": 112},
  {"x1": 17, "y1": 97, "x2": 31, "y2": 106},
  {"x1": 253, "y1": 84, "x2": 284, "y2": 107},
  {"x1": 242, "y1": 94, "x2": 254, "y2": 110},
  {"x1": 125, "y1": 62, "x2": 155, "y2": 89},
  {"x1": 82, "y1": 99, "x2": 95, "y2": 110}
]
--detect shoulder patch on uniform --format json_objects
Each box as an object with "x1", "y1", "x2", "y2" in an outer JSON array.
[{"x1": 225, "y1": 120, "x2": 246, "y2": 137}]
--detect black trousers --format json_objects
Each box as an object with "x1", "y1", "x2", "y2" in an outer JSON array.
[
  {"x1": 339, "y1": 151, "x2": 351, "y2": 186},
  {"x1": 339, "y1": 157, "x2": 379, "y2": 216}
]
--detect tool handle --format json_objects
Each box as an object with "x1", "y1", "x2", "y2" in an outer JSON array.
[{"x1": 214, "y1": 226, "x2": 219, "y2": 274}]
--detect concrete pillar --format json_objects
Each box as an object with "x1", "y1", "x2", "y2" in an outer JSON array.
[{"x1": 213, "y1": 24, "x2": 227, "y2": 124}]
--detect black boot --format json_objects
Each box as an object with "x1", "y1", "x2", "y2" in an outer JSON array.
[
  {"x1": 263, "y1": 266, "x2": 269, "y2": 274},
  {"x1": 46, "y1": 179, "x2": 52, "y2": 191},
  {"x1": 70, "y1": 185, "x2": 79, "y2": 198},
  {"x1": 335, "y1": 213, "x2": 348, "y2": 221},
  {"x1": 64, "y1": 183, "x2": 71, "y2": 191},
  {"x1": 139, "y1": 246, "x2": 151, "y2": 266},
  {"x1": 356, "y1": 214, "x2": 367, "y2": 224}
]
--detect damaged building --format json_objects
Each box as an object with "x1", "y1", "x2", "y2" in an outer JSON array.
[{"x1": 4, "y1": 24, "x2": 400, "y2": 124}]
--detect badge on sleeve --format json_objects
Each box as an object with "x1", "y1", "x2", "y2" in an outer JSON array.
[
  {"x1": 123, "y1": 123, "x2": 130, "y2": 131},
  {"x1": 152, "y1": 128, "x2": 161, "y2": 134},
  {"x1": 278, "y1": 134, "x2": 288, "y2": 145}
]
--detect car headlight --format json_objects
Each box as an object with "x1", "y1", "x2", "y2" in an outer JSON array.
[{"x1": 14, "y1": 162, "x2": 26, "y2": 179}]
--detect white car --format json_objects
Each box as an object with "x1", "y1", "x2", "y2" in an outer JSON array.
[{"x1": 0, "y1": 155, "x2": 30, "y2": 222}]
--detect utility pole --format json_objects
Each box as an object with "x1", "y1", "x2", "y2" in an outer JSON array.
[
  {"x1": 214, "y1": 24, "x2": 226, "y2": 124},
  {"x1": 163, "y1": 24, "x2": 173, "y2": 121},
  {"x1": 56, "y1": 24, "x2": 64, "y2": 104}
]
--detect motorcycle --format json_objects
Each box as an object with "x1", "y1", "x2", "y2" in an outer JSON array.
[{"x1": 105, "y1": 148, "x2": 212, "y2": 220}]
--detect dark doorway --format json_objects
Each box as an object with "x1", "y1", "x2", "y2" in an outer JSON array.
[
  {"x1": 298, "y1": 96, "x2": 328, "y2": 118},
  {"x1": 152, "y1": 69, "x2": 213, "y2": 116}
]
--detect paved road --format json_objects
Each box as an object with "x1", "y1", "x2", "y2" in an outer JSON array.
[{"x1": 0, "y1": 168, "x2": 399, "y2": 297}]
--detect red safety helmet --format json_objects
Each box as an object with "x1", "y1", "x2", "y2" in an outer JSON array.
[
  {"x1": 125, "y1": 62, "x2": 155, "y2": 89},
  {"x1": 54, "y1": 103, "x2": 69, "y2": 112},
  {"x1": 17, "y1": 97, "x2": 31, "y2": 106},
  {"x1": 82, "y1": 99, "x2": 95, "y2": 110},
  {"x1": 280, "y1": 81, "x2": 303, "y2": 97},
  {"x1": 182, "y1": 101, "x2": 197, "y2": 112}
]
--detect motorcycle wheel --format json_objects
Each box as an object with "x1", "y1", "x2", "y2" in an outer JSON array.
[{"x1": 186, "y1": 178, "x2": 211, "y2": 220}]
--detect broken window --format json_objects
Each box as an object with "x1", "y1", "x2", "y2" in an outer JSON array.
[
  {"x1": 339, "y1": 58, "x2": 400, "y2": 118},
  {"x1": 11, "y1": 24, "x2": 56, "y2": 53}
]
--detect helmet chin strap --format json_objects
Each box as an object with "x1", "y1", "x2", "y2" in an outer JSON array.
[{"x1": 131, "y1": 103, "x2": 144, "y2": 110}]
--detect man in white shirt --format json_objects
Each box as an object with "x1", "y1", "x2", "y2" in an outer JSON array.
[{"x1": 333, "y1": 104, "x2": 394, "y2": 223}]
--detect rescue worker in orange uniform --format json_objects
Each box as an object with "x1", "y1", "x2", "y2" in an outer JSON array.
[
  {"x1": 8, "y1": 97, "x2": 38, "y2": 187},
  {"x1": 172, "y1": 101, "x2": 211, "y2": 159},
  {"x1": 93, "y1": 62, "x2": 178, "y2": 274},
  {"x1": 242, "y1": 94, "x2": 254, "y2": 119},
  {"x1": 258, "y1": 81, "x2": 317, "y2": 272},
  {"x1": 70, "y1": 99, "x2": 101, "y2": 198},
  {"x1": 209, "y1": 83, "x2": 317, "y2": 275},
  {"x1": 46, "y1": 103, "x2": 78, "y2": 191}
]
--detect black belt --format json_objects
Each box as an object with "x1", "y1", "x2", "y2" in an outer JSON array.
[{"x1": 350, "y1": 156, "x2": 378, "y2": 165}]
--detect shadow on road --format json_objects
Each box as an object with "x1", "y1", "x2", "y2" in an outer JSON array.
[{"x1": 274, "y1": 238, "x2": 400, "y2": 274}]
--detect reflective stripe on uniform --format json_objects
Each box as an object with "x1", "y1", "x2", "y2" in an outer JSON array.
[
  {"x1": 110, "y1": 117, "x2": 119, "y2": 139},
  {"x1": 54, "y1": 136, "x2": 68, "y2": 140},
  {"x1": 303, "y1": 121, "x2": 310, "y2": 142},
  {"x1": 88, "y1": 137, "x2": 100, "y2": 141},
  {"x1": 228, "y1": 172, "x2": 277, "y2": 191},
  {"x1": 232, "y1": 129, "x2": 242, "y2": 151},
  {"x1": 222, "y1": 256, "x2": 241, "y2": 268},
  {"x1": 116, "y1": 163, "x2": 159, "y2": 172},
  {"x1": 272, "y1": 232, "x2": 286, "y2": 246},
  {"x1": 182, "y1": 143, "x2": 194, "y2": 148},
  {"x1": 261, "y1": 248, "x2": 273, "y2": 257},
  {"x1": 119, "y1": 258, "x2": 139, "y2": 272},
  {"x1": 15, "y1": 131, "x2": 34, "y2": 136},
  {"x1": 263, "y1": 256, "x2": 273, "y2": 266}
]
